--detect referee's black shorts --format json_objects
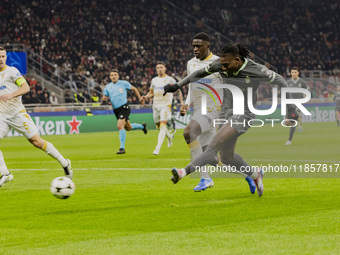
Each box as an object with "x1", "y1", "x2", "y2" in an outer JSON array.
[{"x1": 113, "y1": 104, "x2": 131, "y2": 120}]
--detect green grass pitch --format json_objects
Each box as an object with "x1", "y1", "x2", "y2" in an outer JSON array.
[{"x1": 0, "y1": 122, "x2": 339, "y2": 254}]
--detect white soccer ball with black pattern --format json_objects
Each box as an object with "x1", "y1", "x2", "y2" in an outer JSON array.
[{"x1": 50, "y1": 176, "x2": 75, "y2": 199}]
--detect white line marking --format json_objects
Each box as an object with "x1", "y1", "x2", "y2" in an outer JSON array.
[{"x1": 11, "y1": 168, "x2": 170, "y2": 171}]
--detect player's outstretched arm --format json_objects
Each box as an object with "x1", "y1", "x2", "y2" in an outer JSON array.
[
  {"x1": 163, "y1": 67, "x2": 210, "y2": 96},
  {"x1": 141, "y1": 89, "x2": 153, "y2": 101},
  {"x1": 131, "y1": 86, "x2": 144, "y2": 105}
]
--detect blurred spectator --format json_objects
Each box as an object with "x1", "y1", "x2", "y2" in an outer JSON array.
[
  {"x1": 49, "y1": 92, "x2": 59, "y2": 105},
  {"x1": 64, "y1": 91, "x2": 74, "y2": 103},
  {"x1": 1, "y1": 0, "x2": 338, "y2": 101}
]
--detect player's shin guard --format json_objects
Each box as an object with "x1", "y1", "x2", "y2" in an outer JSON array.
[
  {"x1": 0, "y1": 150, "x2": 10, "y2": 176},
  {"x1": 44, "y1": 141, "x2": 69, "y2": 168}
]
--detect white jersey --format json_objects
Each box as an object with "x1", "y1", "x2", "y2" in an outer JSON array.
[
  {"x1": 185, "y1": 53, "x2": 223, "y2": 113},
  {"x1": 150, "y1": 75, "x2": 176, "y2": 107},
  {"x1": 0, "y1": 66, "x2": 25, "y2": 118}
]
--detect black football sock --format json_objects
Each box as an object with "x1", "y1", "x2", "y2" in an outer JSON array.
[
  {"x1": 289, "y1": 126, "x2": 296, "y2": 141},
  {"x1": 184, "y1": 146, "x2": 218, "y2": 175}
]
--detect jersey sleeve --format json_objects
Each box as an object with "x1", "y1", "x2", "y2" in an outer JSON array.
[
  {"x1": 150, "y1": 78, "x2": 155, "y2": 90},
  {"x1": 205, "y1": 58, "x2": 222, "y2": 74},
  {"x1": 125, "y1": 81, "x2": 132, "y2": 90},
  {"x1": 10, "y1": 67, "x2": 23, "y2": 85}
]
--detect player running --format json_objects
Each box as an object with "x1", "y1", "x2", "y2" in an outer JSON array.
[
  {"x1": 141, "y1": 62, "x2": 183, "y2": 155},
  {"x1": 164, "y1": 43, "x2": 298, "y2": 197},
  {"x1": 0, "y1": 46, "x2": 72, "y2": 187},
  {"x1": 180, "y1": 33, "x2": 256, "y2": 192},
  {"x1": 285, "y1": 67, "x2": 310, "y2": 145},
  {"x1": 102, "y1": 69, "x2": 147, "y2": 154}
]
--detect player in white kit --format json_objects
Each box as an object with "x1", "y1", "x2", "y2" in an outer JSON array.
[
  {"x1": 0, "y1": 46, "x2": 72, "y2": 188},
  {"x1": 142, "y1": 62, "x2": 183, "y2": 155}
]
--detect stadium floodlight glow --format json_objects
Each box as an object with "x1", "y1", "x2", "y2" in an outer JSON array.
[{"x1": 201, "y1": 84, "x2": 311, "y2": 116}]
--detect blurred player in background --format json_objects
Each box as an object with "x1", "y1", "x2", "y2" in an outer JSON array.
[
  {"x1": 285, "y1": 67, "x2": 309, "y2": 145},
  {"x1": 0, "y1": 47, "x2": 72, "y2": 187},
  {"x1": 180, "y1": 33, "x2": 256, "y2": 192},
  {"x1": 141, "y1": 62, "x2": 183, "y2": 155},
  {"x1": 164, "y1": 43, "x2": 299, "y2": 197},
  {"x1": 334, "y1": 86, "x2": 340, "y2": 127},
  {"x1": 102, "y1": 69, "x2": 147, "y2": 154}
]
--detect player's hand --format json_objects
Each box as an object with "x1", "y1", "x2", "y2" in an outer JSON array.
[
  {"x1": 180, "y1": 104, "x2": 188, "y2": 116},
  {"x1": 0, "y1": 94, "x2": 12, "y2": 102},
  {"x1": 163, "y1": 83, "x2": 180, "y2": 96},
  {"x1": 140, "y1": 96, "x2": 146, "y2": 106}
]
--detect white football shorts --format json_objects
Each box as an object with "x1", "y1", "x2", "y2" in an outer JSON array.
[{"x1": 0, "y1": 111, "x2": 39, "y2": 140}]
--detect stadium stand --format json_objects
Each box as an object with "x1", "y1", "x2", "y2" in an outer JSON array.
[{"x1": 0, "y1": 0, "x2": 339, "y2": 104}]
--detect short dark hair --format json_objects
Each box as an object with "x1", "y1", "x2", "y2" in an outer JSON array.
[
  {"x1": 0, "y1": 46, "x2": 6, "y2": 51},
  {"x1": 193, "y1": 32, "x2": 210, "y2": 42},
  {"x1": 220, "y1": 43, "x2": 250, "y2": 59},
  {"x1": 110, "y1": 69, "x2": 119, "y2": 74},
  {"x1": 291, "y1": 66, "x2": 299, "y2": 71}
]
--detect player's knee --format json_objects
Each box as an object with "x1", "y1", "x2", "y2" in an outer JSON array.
[
  {"x1": 183, "y1": 128, "x2": 192, "y2": 143},
  {"x1": 31, "y1": 139, "x2": 44, "y2": 149}
]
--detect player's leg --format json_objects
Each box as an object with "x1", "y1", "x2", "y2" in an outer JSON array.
[
  {"x1": 184, "y1": 119, "x2": 212, "y2": 191},
  {"x1": 284, "y1": 118, "x2": 296, "y2": 145},
  {"x1": 0, "y1": 120, "x2": 14, "y2": 187},
  {"x1": 154, "y1": 120, "x2": 168, "y2": 155},
  {"x1": 0, "y1": 150, "x2": 13, "y2": 187},
  {"x1": 117, "y1": 118, "x2": 127, "y2": 154},
  {"x1": 123, "y1": 104, "x2": 147, "y2": 134},
  {"x1": 219, "y1": 138, "x2": 257, "y2": 195},
  {"x1": 336, "y1": 110, "x2": 340, "y2": 126},
  {"x1": 154, "y1": 107, "x2": 173, "y2": 155},
  {"x1": 298, "y1": 113, "x2": 303, "y2": 132},
  {"x1": 153, "y1": 108, "x2": 162, "y2": 155},
  {"x1": 171, "y1": 124, "x2": 238, "y2": 184},
  {"x1": 28, "y1": 134, "x2": 73, "y2": 179},
  {"x1": 285, "y1": 126, "x2": 296, "y2": 145},
  {"x1": 10, "y1": 112, "x2": 72, "y2": 179}
]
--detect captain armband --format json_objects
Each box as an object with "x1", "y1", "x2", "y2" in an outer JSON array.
[{"x1": 15, "y1": 77, "x2": 26, "y2": 87}]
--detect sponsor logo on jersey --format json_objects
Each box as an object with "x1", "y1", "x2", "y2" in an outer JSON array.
[{"x1": 0, "y1": 85, "x2": 6, "y2": 91}]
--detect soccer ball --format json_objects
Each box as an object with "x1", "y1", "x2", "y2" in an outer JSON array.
[{"x1": 50, "y1": 176, "x2": 75, "y2": 199}]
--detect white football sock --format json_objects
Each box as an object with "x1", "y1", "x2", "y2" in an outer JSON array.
[
  {"x1": 155, "y1": 124, "x2": 167, "y2": 152},
  {"x1": 189, "y1": 140, "x2": 210, "y2": 179},
  {"x1": 44, "y1": 141, "x2": 68, "y2": 167},
  {"x1": 0, "y1": 150, "x2": 10, "y2": 176}
]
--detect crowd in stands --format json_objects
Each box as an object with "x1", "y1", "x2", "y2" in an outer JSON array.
[{"x1": 1, "y1": 0, "x2": 339, "y2": 105}]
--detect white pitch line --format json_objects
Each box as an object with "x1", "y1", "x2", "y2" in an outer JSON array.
[
  {"x1": 7, "y1": 158, "x2": 339, "y2": 165},
  {"x1": 10, "y1": 168, "x2": 170, "y2": 171}
]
